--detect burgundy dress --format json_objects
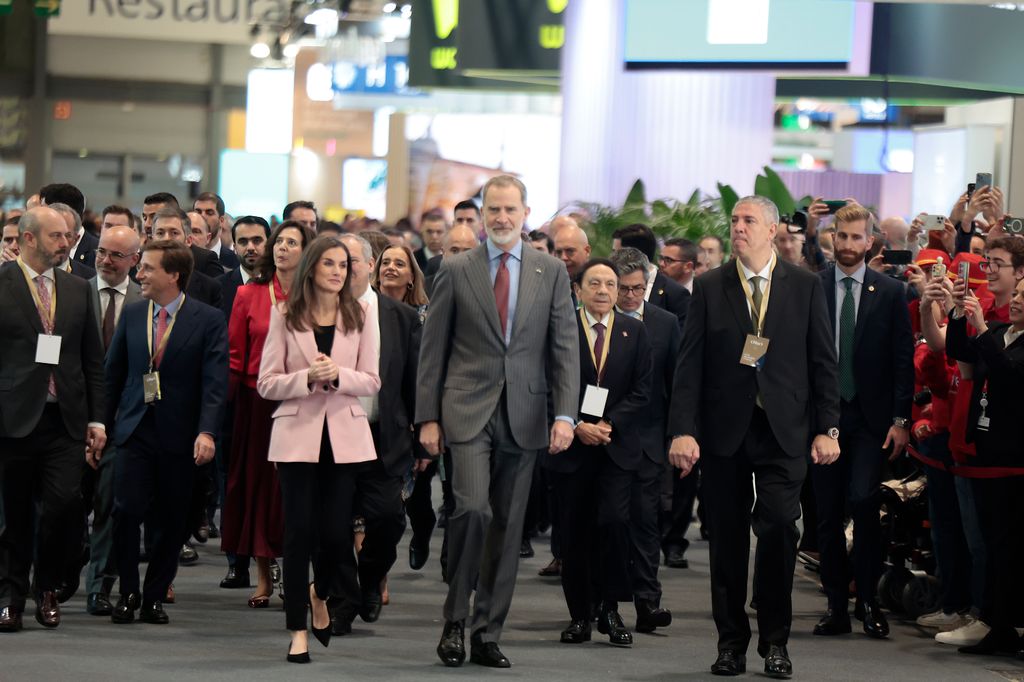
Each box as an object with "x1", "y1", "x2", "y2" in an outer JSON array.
[{"x1": 220, "y1": 277, "x2": 286, "y2": 559}]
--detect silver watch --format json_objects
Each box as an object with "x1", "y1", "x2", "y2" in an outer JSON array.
[
  {"x1": 893, "y1": 417, "x2": 909, "y2": 429},
  {"x1": 826, "y1": 427, "x2": 840, "y2": 440}
]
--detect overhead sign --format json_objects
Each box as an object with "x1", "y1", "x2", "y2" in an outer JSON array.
[
  {"x1": 332, "y1": 56, "x2": 416, "y2": 96},
  {"x1": 48, "y1": 0, "x2": 288, "y2": 44},
  {"x1": 35, "y1": 0, "x2": 61, "y2": 17}
]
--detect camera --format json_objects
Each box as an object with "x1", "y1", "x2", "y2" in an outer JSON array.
[
  {"x1": 781, "y1": 210, "x2": 808, "y2": 234},
  {"x1": 1004, "y1": 215, "x2": 1024, "y2": 235}
]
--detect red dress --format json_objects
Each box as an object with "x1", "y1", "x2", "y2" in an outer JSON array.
[{"x1": 220, "y1": 277, "x2": 286, "y2": 558}]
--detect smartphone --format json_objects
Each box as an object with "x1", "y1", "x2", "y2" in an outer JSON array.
[
  {"x1": 976, "y1": 172, "x2": 993, "y2": 189},
  {"x1": 922, "y1": 214, "x2": 946, "y2": 231},
  {"x1": 823, "y1": 200, "x2": 847, "y2": 214},
  {"x1": 958, "y1": 261, "x2": 970, "y2": 284},
  {"x1": 882, "y1": 250, "x2": 913, "y2": 265},
  {"x1": 931, "y1": 256, "x2": 947, "y2": 280},
  {"x1": 967, "y1": 182, "x2": 976, "y2": 199},
  {"x1": 1004, "y1": 215, "x2": 1024, "y2": 235}
]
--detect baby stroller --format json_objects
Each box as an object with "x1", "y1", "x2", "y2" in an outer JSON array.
[{"x1": 876, "y1": 471, "x2": 941, "y2": 619}]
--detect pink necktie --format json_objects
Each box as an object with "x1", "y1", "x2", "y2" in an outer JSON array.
[
  {"x1": 154, "y1": 308, "x2": 169, "y2": 368},
  {"x1": 34, "y1": 275, "x2": 56, "y2": 398}
]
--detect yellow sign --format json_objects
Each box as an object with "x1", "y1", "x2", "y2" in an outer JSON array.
[
  {"x1": 539, "y1": 25, "x2": 564, "y2": 49},
  {"x1": 547, "y1": 0, "x2": 568, "y2": 14},
  {"x1": 432, "y1": 0, "x2": 458, "y2": 39}
]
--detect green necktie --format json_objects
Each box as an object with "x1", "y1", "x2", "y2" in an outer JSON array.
[
  {"x1": 749, "y1": 275, "x2": 763, "y2": 332},
  {"x1": 839, "y1": 276, "x2": 857, "y2": 402}
]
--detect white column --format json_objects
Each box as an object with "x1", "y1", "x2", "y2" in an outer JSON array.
[{"x1": 559, "y1": 0, "x2": 776, "y2": 207}]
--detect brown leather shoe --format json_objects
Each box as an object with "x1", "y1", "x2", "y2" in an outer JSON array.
[
  {"x1": 0, "y1": 606, "x2": 23, "y2": 632},
  {"x1": 35, "y1": 592, "x2": 60, "y2": 628}
]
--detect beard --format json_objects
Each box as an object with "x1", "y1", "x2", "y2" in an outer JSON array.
[
  {"x1": 486, "y1": 226, "x2": 519, "y2": 246},
  {"x1": 835, "y1": 249, "x2": 864, "y2": 267}
]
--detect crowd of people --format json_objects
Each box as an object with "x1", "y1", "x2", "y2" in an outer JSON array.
[{"x1": 0, "y1": 175, "x2": 1022, "y2": 678}]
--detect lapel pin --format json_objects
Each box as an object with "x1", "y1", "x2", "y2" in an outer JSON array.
[
  {"x1": 622, "y1": 331, "x2": 628, "y2": 337},
  {"x1": 536, "y1": 268, "x2": 542, "y2": 273},
  {"x1": 868, "y1": 285, "x2": 875, "y2": 292},
  {"x1": 658, "y1": 289, "x2": 664, "y2": 296}
]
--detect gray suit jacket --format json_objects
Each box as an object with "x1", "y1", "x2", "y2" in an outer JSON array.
[
  {"x1": 415, "y1": 242, "x2": 579, "y2": 450},
  {"x1": 88, "y1": 275, "x2": 143, "y2": 342}
]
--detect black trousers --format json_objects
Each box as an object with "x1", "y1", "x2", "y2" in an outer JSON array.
[
  {"x1": 662, "y1": 461, "x2": 699, "y2": 556},
  {"x1": 0, "y1": 404, "x2": 84, "y2": 610},
  {"x1": 112, "y1": 409, "x2": 195, "y2": 604},
  {"x1": 702, "y1": 407, "x2": 805, "y2": 653},
  {"x1": 630, "y1": 454, "x2": 664, "y2": 604},
  {"x1": 552, "y1": 448, "x2": 634, "y2": 622},
  {"x1": 972, "y1": 475, "x2": 1024, "y2": 631},
  {"x1": 812, "y1": 400, "x2": 883, "y2": 609}
]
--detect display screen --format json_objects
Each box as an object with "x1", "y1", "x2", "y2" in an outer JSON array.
[{"x1": 624, "y1": 0, "x2": 860, "y2": 70}]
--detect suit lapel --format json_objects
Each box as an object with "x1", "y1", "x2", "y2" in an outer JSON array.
[
  {"x1": 161, "y1": 297, "x2": 200, "y2": 365},
  {"x1": 377, "y1": 298, "x2": 393, "y2": 382},
  {"x1": 510, "y1": 247, "x2": 542, "y2": 341},
  {"x1": 761, "y1": 261, "x2": 788, "y2": 340},
  {"x1": 854, "y1": 268, "x2": 878, "y2": 348},
  {"x1": 466, "y1": 246, "x2": 503, "y2": 342},
  {"x1": 7, "y1": 265, "x2": 44, "y2": 335},
  {"x1": 823, "y1": 266, "x2": 837, "y2": 336},
  {"x1": 723, "y1": 262, "x2": 754, "y2": 336},
  {"x1": 125, "y1": 282, "x2": 143, "y2": 306},
  {"x1": 577, "y1": 313, "x2": 598, "y2": 386},
  {"x1": 88, "y1": 277, "x2": 103, "y2": 337}
]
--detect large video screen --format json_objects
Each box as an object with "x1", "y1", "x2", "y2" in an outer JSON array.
[{"x1": 624, "y1": 0, "x2": 863, "y2": 71}]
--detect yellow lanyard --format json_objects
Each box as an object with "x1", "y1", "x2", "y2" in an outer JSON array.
[
  {"x1": 736, "y1": 253, "x2": 776, "y2": 337},
  {"x1": 17, "y1": 257, "x2": 56, "y2": 332},
  {"x1": 147, "y1": 294, "x2": 185, "y2": 370},
  {"x1": 580, "y1": 308, "x2": 614, "y2": 383}
]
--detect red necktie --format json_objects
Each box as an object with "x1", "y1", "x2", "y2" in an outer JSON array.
[
  {"x1": 494, "y1": 253, "x2": 510, "y2": 338},
  {"x1": 592, "y1": 322, "x2": 606, "y2": 378},
  {"x1": 154, "y1": 307, "x2": 169, "y2": 368}
]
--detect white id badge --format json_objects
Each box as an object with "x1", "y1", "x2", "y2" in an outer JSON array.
[
  {"x1": 581, "y1": 385, "x2": 609, "y2": 418},
  {"x1": 36, "y1": 334, "x2": 61, "y2": 365}
]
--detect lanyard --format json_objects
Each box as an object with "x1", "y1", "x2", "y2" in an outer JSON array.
[
  {"x1": 736, "y1": 253, "x2": 776, "y2": 337},
  {"x1": 147, "y1": 294, "x2": 185, "y2": 370},
  {"x1": 16, "y1": 257, "x2": 56, "y2": 332},
  {"x1": 579, "y1": 308, "x2": 614, "y2": 384}
]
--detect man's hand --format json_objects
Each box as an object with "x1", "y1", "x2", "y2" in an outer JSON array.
[
  {"x1": 413, "y1": 457, "x2": 432, "y2": 473},
  {"x1": 963, "y1": 292, "x2": 987, "y2": 333},
  {"x1": 949, "y1": 193, "x2": 969, "y2": 227},
  {"x1": 867, "y1": 253, "x2": 891, "y2": 274},
  {"x1": 884, "y1": 425, "x2": 909, "y2": 461},
  {"x1": 574, "y1": 422, "x2": 611, "y2": 447},
  {"x1": 1, "y1": 243, "x2": 17, "y2": 262},
  {"x1": 194, "y1": 433, "x2": 215, "y2": 465},
  {"x1": 982, "y1": 186, "x2": 1005, "y2": 225},
  {"x1": 905, "y1": 263, "x2": 926, "y2": 297},
  {"x1": 420, "y1": 421, "x2": 444, "y2": 457},
  {"x1": 548, "y1": 420, "x2": 574, "y2": 454},
  {"x1": 811, "y1": 434, "x2": 840, "y2": 465},
  {"x1": 86, "y1": 425, "x2": 107, "y2": 455},
  {"x1": 86, "y1": 448, "x2": 102, "y2": 470},
  {"x1": 668, "y1": 435, "x2": 700, "y2": 477},
  {"x1": 806, "y1": 197, "x2": 829, "y2": 236}
]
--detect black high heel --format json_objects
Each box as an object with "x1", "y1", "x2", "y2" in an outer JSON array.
[
  {"x1": 310, "y1": 583, "x2": 331, "y2": 648},
  {"x1": 286, "y1": 644, "x2": 310, "y2": 664}
]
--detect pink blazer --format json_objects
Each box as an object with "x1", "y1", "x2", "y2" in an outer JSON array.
[{"x1": 257, "y1": 302, "x2": 381, "y2": 464}]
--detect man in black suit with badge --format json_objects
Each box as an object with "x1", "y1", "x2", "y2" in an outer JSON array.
[
  {"x1": 811, "y1": 204, "x2": 913, "y2": 640},
  {"x1": 545, "y1": 258, "x2": 652, "y2": 648},
  {"x1": 616, "y1": 223, "x2": 690, "y2": 330},
  {"x1": 668, "y1": 196, "x2": 840, "y2": 678}
]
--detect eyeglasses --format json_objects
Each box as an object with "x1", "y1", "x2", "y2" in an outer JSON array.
[
  {"x1": 618, "y1": 284, "x2": 646, "y2": 295},
  {"x1": 96, "y1": 247, "x2": 138, "y2": 261},
  {"x1": 979, "y1": 259, "x2": 1013, "y2": 273},
  {"x1": 658, "y1": 254, "x2": 685, "y2": 265}
]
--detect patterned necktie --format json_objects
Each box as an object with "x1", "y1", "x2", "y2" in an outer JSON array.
[
  {"x1": 34, "y1": 275, "x2": 57, "y2": 398},
  {"x1": 154, "y1": 307, "x2": 169, "y2": 368},
  {"x1": 839, "y1": 277, "x2": 857, "y2": 402},
  {"x1": 749, "y1": 275, "x2": 763, "y2": 332},
  {"x1": 102, "y1": 288, "x2": 117, "y2": 350},
  {"x1": 592, "y1": 322, "x2": 606, "y2": 377},
  {"x1": 494, "y1": 253, "x2": 510, "y2": 339}
]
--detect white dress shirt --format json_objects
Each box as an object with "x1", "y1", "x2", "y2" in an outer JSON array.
[
  {"x1": 358, "y1": 287, "x2": 381, "y2": 423},
  {"x1": 68, "y1": 226, "x2": 85, "y2": 261},
  {"x1": 96, "y1": 275, "x2": 130, "y2": 328}
]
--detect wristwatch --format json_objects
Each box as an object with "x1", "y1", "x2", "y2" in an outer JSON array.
[
  {"x1": 893, "y1": 417, "x2": 909, "y2": 429},
  {"x1": 826, "y1": 427, "x2": 840, "y2": 440}
]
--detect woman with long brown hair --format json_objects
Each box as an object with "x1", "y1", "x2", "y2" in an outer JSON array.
[
  {"x1": 374, "y1": 244, "x2": 428, "y2": 314},
  {"x1": 258, "y1": 235, "x2": 381, "y2": 663},
  {"x1": 221, "y1": 220, "x2": 315, "y2": 607}
]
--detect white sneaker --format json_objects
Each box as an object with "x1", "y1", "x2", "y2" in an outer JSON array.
[
  {"x1": 935, "y1": 617, "x2": 989, "y2": 645},
  {"x1": 916, "y1": 610, "x2": 962, "y2": 629}
]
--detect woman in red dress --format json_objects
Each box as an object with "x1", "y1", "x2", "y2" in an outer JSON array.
[{"x1": 221, "y1": 220, "x2": 316, "y2": 607}]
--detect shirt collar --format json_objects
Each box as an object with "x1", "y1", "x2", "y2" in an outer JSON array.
[
  {"x1": 358, "y1": 286, "x2": 377, "y2": 306},
  {"x1": 737, "y1": 252, "x2": 775, "y2": 283},
  {"x1": 207, "y1": 237, "x2": 221, "y2": 252},
  {"x1": 154, "y1": 292, "x2": 184, "y2": 317},
  {"x1": 615, "y1": 301, "x2": 644, "y2": 319},
  {"x1": 486, "y1": 238, "x2": 523, "y2": 263},
  {"x1": 582, "y1": 307, "x2": 612, "y2": 328},
  {"x1": 835, "y1": 262, "x2": 867, "y2": 285},
  {"x1": 20, "y1": 258, "x2": 53, "y2": 282},
  {"x1": 240, "y1": 268, "x2": 252, "y2": 285},
  {"x1": 97, "y1": 275, "x2": 129, "y2": 296}
]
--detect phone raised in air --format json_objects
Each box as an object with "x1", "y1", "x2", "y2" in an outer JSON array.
[
  {"x1": 882, "y1": 250, "x2": 913, "y2": 266},
  {"x1": 976, "y1": 172, "x2": 993, "y2": 190}
]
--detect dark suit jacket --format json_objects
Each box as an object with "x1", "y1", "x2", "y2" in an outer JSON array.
[
  {"x1": 74, "y1": 230, "x2": 99, "y2": 269},
  {"x1": 647, "y1": 270, "x2": 690, "y2": 330},
  {"x1": 216, "y1": 243, "x2": 239, "y2": 271},
  {"x1": 669, "y1": 258, "x2": 839, "y2": 459},
  {"x1": 375, "y1": 294, "x2": 423, "y2": 478},
  {"x1": 946, "y1": 318, "x2": 1024, "y2": 466},
  {"x1": 188, "y1": 270, "x2": 223, "y2": 310},
  {"x1": 191, "y1": 244, "x2": 224, "y2": 279},
  {"x1": 637, "y1": 303, "x2": 681, "y2": 464},
  {"x1": 413, "y1": 248, "x2": 430, "y2": 272},
  {"x1": 0, "y1": 263, "x2": 105, "y2": 439},
  {"x1": 819, "y1": 265, "x2": 914, "y2": 438},
  {"x1": 218, "y1": 267, "x2": 245, "y2": 320},
  {"x1": 423, "y1": 254, "x2": 442, "y2": 297},
  {"x1": 105, "y1": 295, "x2": 228, "y2": 454},
  {"x1": 544, "y1": 311, "x2": 652, "y2": 473},
  {"x1": 69, "y1": 259, "x2": 95, "y2": 280}
]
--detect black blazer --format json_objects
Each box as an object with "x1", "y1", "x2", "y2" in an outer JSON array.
[
  {"x1": 946, "y1": 317, "x2": 1024, "y2": 466},
  {"x1": 69, "y1": 259, "x2": 96, "y2": 280},
  {"x1": 819, "y1": 265, "x2": 914, "y2": 438},
  {"x1": 0, "y1": 263, "x2": 105, "y2": 439},
  {"x1": 669, "y1": 259, "x2": 839, "y2": 459},
  {"x1": 216, "y1": 243, "x2": 239, "y2": 271},
  {"x1": 375, "y1": 294, "x2": 423, "y2": 477},
  {"x1": 191, "y1": 244, "x2": 224, "y2": 279},
  {"x1": 423, "y1": 254, "x2": 442, "y2": 297},
  {"x1": 105, "y1": 295, "x2": 228, "y2": 453},
  {"x1": 188, "y1": 270, "x2": 223, "y2": 310},
  {"x1": 648, "y1": 270, "x2": 690, "y2": 331},
  {"x1": 218, "y1": 267, "x2": 245, "y2": 320},
  {"x1": 544, "y1": 311, "x2": 652, "y2": 473},
  {"x1": 414, "y1": 248, "x2": 430, "y2": 272},
  {"x1": 637, "y1": 303, "x2": 681, "y2": 464},
  {"x1": 74, "y1": 230, "x2": 99, "y2": 269}
]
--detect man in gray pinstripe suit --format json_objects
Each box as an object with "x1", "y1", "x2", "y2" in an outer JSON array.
[{"x1": 417, "y1": 175, "x2": 580, "y2": 669}]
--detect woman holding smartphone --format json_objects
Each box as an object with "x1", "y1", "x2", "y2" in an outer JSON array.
[{"x1": 258, "y1": 235, "x2": 381, "y2": 663}]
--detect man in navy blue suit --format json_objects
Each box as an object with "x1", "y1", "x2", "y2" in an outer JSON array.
[{"x1": 103, "y1": 239, "x2": 228, "y2": 625}]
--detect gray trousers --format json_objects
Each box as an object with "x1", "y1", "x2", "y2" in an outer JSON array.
[
  {"x1": 86, "y1": 445, "x2": 119, "y2": 595},
  {"x1": 443, "y1": 397, "x2": 537, "y2": 644}
]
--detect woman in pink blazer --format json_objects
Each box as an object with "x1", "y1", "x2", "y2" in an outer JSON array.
[{"x1": 257, "y1": 235, "x2": 381, "y2": 663}]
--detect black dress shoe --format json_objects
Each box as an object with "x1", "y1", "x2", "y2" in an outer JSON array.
[
  {"x1": 436, "y1": 506, "x2": 449, "y2": 529},
  {"x1": 635, "y1": 599, "x2": 672, "y2": 633},
  {"x1": 55, "y1": 575, "x2": 80, "y2": 604},
  {"x1": 111, "y1": 593, "x2": 140, "y2": 624},
  {"x1": 665, "y1": 547, "x2": 689, "y2": 569},
  {"x1": 359, "y1": 589, "x2": 383, "y2": 623},
  {"x1": 711, "y1": 650, "x2": 746, "y2": 676},
  {"x1": 219, "y1": 567, "x2": 251, "y2": 589},
  {"x1": 763, "y1": 644, "x2": 793, "y2": 679},
  {"x1": 179, "y1": 543, "x2": 198, "y2": 565},
  {"x1": 538, "y1": 558, "x2": 561, "y2": 577},
  {"x1": 140, "y1": 601, "x2": 169, "y2": 624},
  {"x1": 470, "y1": 639, "x2": 511, "y2": 668},
  {"x1": 0, "y1": 606, "x2": 23, "y2": 632},
  {"x1": 596, "y1": 607, "x2": 633, "y2": 647},
  {"x1": 409, "y1": 538, "x2": 429, "y2": 570},
  {"x1": 35, "y1": 591, "x2": 60, "y2": 628},
  {"x1": 207, "y1": 519, "x2": 220, "y2": 539},
  {"x1": 861, "y1": 602, "x2": 889, "y2": 639},
  {"x1": 437, "y1": 620, "x2": 465, "y2": 667},
  {"x1": 959, "y1": 627, "x2": 1022, "y2": 656},
  {"x1": 560, "y1": 619, "x2": 592, "y2": 643},
  {"x1": 87, "y1": 592, "x2": 114, "y2": 616},
  {"x1": 813, "y1": 609, "x2": 852, "y2": 636},
  {"x1": 520, "y1": 538, "x2": 535, "y2": 558}
]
